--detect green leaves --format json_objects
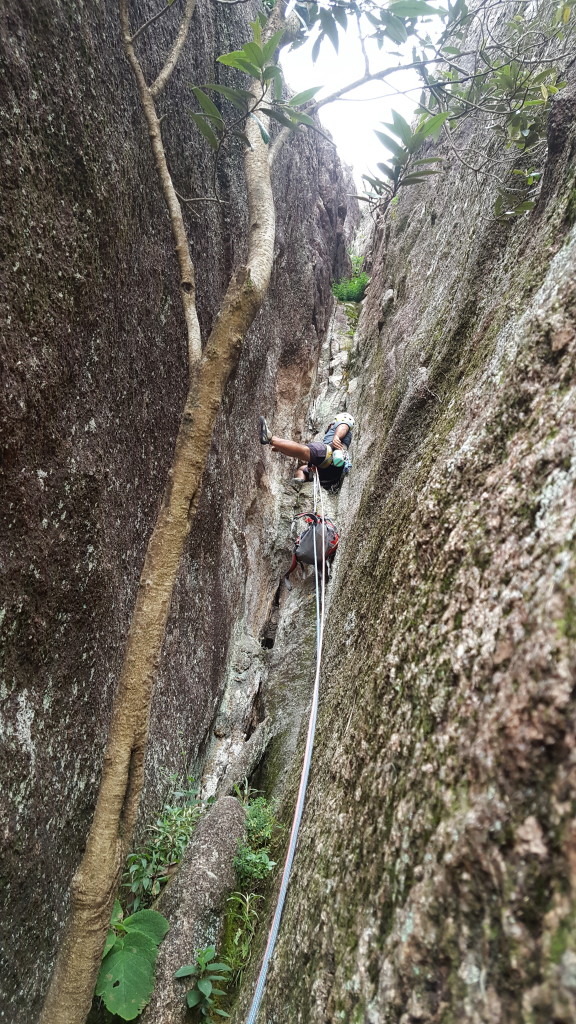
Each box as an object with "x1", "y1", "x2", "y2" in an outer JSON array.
[
  {"x1": 288, "y1": 86, "x2": 322, "y2": 107},
  {"x1": 389, "y1": 0, "x2": 444, "y2": 16},
  {"x1": 364, "y1": 104, "x2": 448, "y2": 211},
  {"x1": 96, "y1": 902, "x2": 169, "y2": 1021},
  {"x1": 122, "y1": 909, "x2": 170, "y2": 945},
  {"x1": 201, "y1": 83, "x2": 253, "y2": 111},
  {"x1": 319, "y1": 8, "x2": 339, "y2": 52},
  {"x1": 175, "y1": 945, "x2": 232, "y2": 1018},
  {"x1": 96, "y1": 947, "x2": 155, "y2": 1020},
  {"x1": 217, "y1": 28, "x2": 285, "y2": 79}
]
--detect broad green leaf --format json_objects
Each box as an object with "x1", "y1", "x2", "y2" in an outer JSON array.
[
  {"x1": 174, "y1": 964, "x2": 198, "y2": 978},
  {"x1": 383, "y1": 109, "x2": 413, "y2": 146},
  {"x1": 250, "y1": 16, "x2": 262, "y2": 45},
  {"x1": 192, "y1": 87, "x2": 223, "y2": 125},
  {"x1": 413, "y1": 156, "x2": 443, "y2": 164},
  {"x1": 96, "y1": 949, "x2": 155, "y2": 1020},
  {"x1": 288, "y1": 86, "x2": 322, "y2": 106},
  {"x1": 217, "y1": 50, "x2": 249, "y2": 68},
  {"x1": 214, "y1": 1011, "x2": 231, "y2": 1018},
  {"x1": 332, "y1": 5, "x2": 348, "y2": 28},
  {"x1": 319, "y1": 9, "x2": 339, "y2": 52},
  {"x1": 197, "y1": 978, "x2": 212, "y2": 997},
  {"x1": 389, "y1": 0, "x2": 443, "y2": 16},
  {"x1": 377, "y1": 162, "x2": 397, "y2": 180},
  {"x1": 262, "y1": 64, "x2": 282, "y2": 83},
  {"x1": 374, "y1": 129, "x2": 406, "y2": 160},
  {"x1": 123, "y1": 910, "x2": 170, "y2": 946},
  {"x1": 415, "y1": 111, "x2": 449, "y2": 140},
  {"x1": 383, "y1": 15, "x2": 408, "y2": 43},
  {"x1": 202, "y1": 84, "x2": 252, "y2": 110},
  {"x1": 190, "y1": 113, "x2": 220, "y2": 149},
  {"x1": 209, "y1": 963, "x2": 232, "y2": 971},
  {"x1": 243, "y1": 41, "x2": 265, "y2": 68},
  {"x1": 311, "y1": 34, "x2": 322, "y2": 63},
  {"x1": 292, "y1": 111, "x2": 315, "y2": 126},
  {"x1": 115, "y1": 931, "x2": 157, "y2": 964},
  {"x1": 398, "y1": 173, "x2": 432, "y2": 185},
  {"x1": 217, "y1": 53, "x2": 262, "y2": 78},
  {"x1": 262, "y1": 29, "x2": 286, "y2": 64},
  {"x1": 187, "y1": 988, "x2": 202, "y2": 1007},
  {"x1": 103, "y1": 929, "x2": 117, "y2": 959},
  {"x1": 260, "y1": 107, "x2": 295, "y2": 128}
]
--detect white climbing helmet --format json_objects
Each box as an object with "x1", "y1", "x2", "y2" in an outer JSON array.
[
  {"x1": 332, "y1": 449, "x2": 347, "y2": 468},
  {"x1": 335, "y1": 412, "x2": 355, "y2": 429}
]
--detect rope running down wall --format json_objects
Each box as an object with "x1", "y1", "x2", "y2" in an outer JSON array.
[{"x1": 245, "y1": 472, "x2": 328, "y2": 1023}]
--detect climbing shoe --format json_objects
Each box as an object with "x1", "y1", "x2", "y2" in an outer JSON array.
[{"x1": 259, "y1": 415, "x2": 273, "y2": 445}]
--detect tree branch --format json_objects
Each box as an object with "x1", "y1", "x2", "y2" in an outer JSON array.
[
  {"x1": 150, "y1": 0, "x2": 196, "y2": 97},
  {"x1": 131, "y1": 0, "x2": 183, "y2": 43},
  {"x1": 312, "y1": 55, "x2": 479, "y2": 111},
  {"x1": 119, "y1": 0, "x2": 202, "y2": 367}
]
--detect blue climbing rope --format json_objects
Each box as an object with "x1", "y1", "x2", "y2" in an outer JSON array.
[{"x1": 245, "y1": 473, "x2": 327, "y2": 1024}]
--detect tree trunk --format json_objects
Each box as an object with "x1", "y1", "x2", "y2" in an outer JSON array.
[{"x1": 39, "y1": 48, "x2": 276, "y2": 1024}]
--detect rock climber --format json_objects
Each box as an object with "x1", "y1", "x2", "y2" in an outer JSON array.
[{"x1": 258, "y1": 412, "x2": 355, "y2": 490}]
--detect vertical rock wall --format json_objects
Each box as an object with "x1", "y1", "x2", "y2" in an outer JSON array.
[
  {"x1": 256, "y1": 79, "x2": 576, "y2": 1023},
  {"x1": 0, "y1": 1, "x2": 353, "y2": 1018}
]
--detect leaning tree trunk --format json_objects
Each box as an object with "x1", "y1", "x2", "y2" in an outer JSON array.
[{"x1": 39, "y1": 7, "x2": 278, "y2": 1023}]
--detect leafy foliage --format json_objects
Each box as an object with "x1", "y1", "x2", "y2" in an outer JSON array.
[
  {"x1": 332, "y1": 271, "x2": 370, "y2": 302},
  {"x1": 187, "y1": 16, "x2": 320, "y2": 166},
  {"x1": 222, "y1": 892, "x2": 264, "y2": 985},
  {"x1": 190, "y1": 0, "x2": 574, "y2": 218},
  {"x1": 123, "y1": 772, "x2": 204, "y2": 912},
  {"x1": 175, "y1": 945, "x2": 232, "y2": 1018},
  {"x1": 95, "y1": 900, "x2": 169, "y2": 1021},
  {"x1": 234, "y1": 845, "x2": 276, "y2": 887},
  {"x1": 233, "y1": 792, "x2": 282, "y2": 888},
  {"x1": 244, "y1": 795, "x2": 278, "y2": 847}
]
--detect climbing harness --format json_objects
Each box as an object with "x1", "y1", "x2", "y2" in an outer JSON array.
[{"x1": 245, "y1": 473, "x2": 328, "y2": 1024}]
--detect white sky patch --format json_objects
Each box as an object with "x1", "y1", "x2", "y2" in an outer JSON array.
[
  {"x1": 281, "y1": 30, "x2": 423, "y2": 186},
  {"x1": 281, "y1": 13, "x2": 445, "y2": 187}
]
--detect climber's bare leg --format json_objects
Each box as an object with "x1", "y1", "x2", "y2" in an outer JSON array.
[{"x1": 270, "y1": 437, "x2": 311, "y2": 462}]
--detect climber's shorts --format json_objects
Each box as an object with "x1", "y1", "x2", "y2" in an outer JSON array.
[{"x1": 307, "y1": 442, "x2": 333, "y2": 468}]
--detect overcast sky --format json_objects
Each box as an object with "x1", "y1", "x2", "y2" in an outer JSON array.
[{"x1": 281, "y1": 28, "x2": 423, "y2": 187}]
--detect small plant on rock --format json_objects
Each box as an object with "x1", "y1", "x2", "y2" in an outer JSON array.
[
  {"x1": 123, "y1": 772, "x2": 204, "y2": 911},
  {"x1": 223, "y1": 891, "x2": 264, "y2": 985},
  {"x1": 174, "y1": 945, "x2": 232, "y2": 1018},
  {"x1": 244, "y1": 795, "x2": 277, "y2": 847},
  {"x1": 233, "y1": 793, "x2": 282, "y2": 888},
  {"x1": 234, "y1": 845, "x2": 276, "y2": 888}
]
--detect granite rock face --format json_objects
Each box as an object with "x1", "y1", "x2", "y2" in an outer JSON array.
[
  {"x1": 254, "y1": 79, "x2": 576, "y2": 1024},
  {"x1": 0, "y1": 1, "x2": 353, "y2": 1018}
]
